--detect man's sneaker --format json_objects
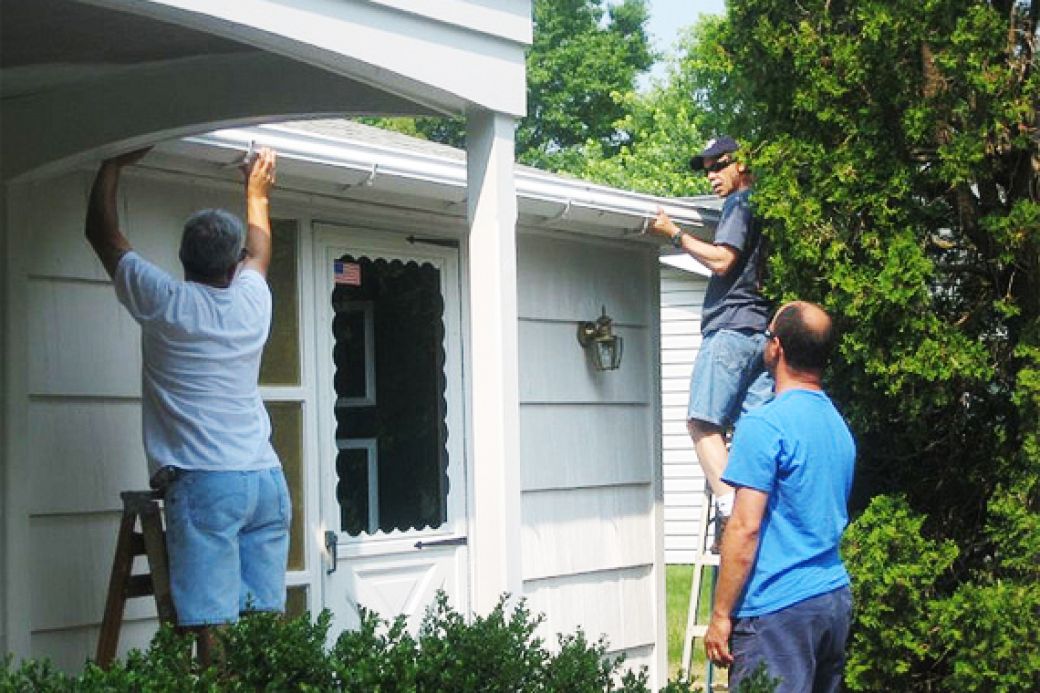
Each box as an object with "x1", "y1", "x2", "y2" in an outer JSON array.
[{"x1": 709, "y1": 513, "x2": 729, "y2": 555}]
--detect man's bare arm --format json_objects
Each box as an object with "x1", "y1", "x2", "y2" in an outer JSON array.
[
  {"x1": 241, "y1": 147, "x2": 277, "y2": 278},
  {"x1": 703, "y1": 486, "x2": 769, "y2": 666},
  {"x1": 85, "y1": 149, "x2": 150, "y2": 278},
  {"x1": 648, "y1": 208, "x2": 740, "y2": 275}
]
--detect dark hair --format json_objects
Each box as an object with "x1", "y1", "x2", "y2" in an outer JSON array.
[
  {"x1": 773, "y1": 303, "x2": 836, "y2": 371},
  {"x1": 179, "y1": 209, "x2": 245, "y2": 281}
]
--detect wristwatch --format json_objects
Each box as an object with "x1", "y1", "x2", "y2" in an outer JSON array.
[{"x1": 670, "y1": 229, "x2": 686, "y2": 248}]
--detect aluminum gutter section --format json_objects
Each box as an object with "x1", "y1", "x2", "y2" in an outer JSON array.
[{"x1": 178, "y1": 124, "x2": 719, "y2": 234}]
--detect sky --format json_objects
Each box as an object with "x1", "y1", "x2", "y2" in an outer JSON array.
[{"x1": 642, "y1": 0, "x2": 726, "y2": 87}]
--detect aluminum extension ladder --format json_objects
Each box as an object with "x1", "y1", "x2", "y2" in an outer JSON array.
[{"x1": 681, "y1": 483, "x2": 723, "y2": 689}]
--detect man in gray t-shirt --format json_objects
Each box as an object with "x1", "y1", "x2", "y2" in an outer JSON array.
[
  {"x1": 85, "y1": 147, "x2": 289, "y2": 655},
  {"x1": 650, "y1": 136, "x2": 773, "y2": 548}
]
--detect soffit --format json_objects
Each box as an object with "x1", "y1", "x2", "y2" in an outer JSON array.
[{"x1": 1, "y1": 0, "x2": 253, "y2": 99}]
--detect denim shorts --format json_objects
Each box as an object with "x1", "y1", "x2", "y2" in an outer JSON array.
[
  {"x1": 164, "y1": 467, "x2": 290, "y2": 626},
  {"x1": 688, "y1": 329, "x2": 774, "y2": 427},
  {"x1": 729, "y1": 586, "x2": 853, "y2": 693}
]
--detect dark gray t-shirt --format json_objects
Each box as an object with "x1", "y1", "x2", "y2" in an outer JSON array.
[{"x1": 701, "y1": 189, "x2": 772, "y2": 335}]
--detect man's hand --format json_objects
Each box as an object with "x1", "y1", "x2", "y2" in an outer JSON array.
[
  {"x1": 704, "y1": 613, "x2": 734, "y2": 666},
  {"x1": 241, "y1": 147, "x2": 276, "y2": 277},
  {"x1": 245, "y1": 147, "x2": 276, "y2": 199},
  {"x1": 86, "y1": 147, "x2": 151, "y2": 278},
  {"x1": 648, "y1": 207, "x2": 679, "y2": 240}
]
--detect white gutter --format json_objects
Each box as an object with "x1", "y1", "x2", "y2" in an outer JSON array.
[{"x1": 181, "y1": 124, "x2": 720, "y2": 232}]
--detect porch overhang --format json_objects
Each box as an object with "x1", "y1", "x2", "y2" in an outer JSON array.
[{"x1": 1, "y1": 0, "x2": 530, "y2": 180}]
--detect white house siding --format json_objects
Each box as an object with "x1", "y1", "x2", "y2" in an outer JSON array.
[
  {"x1": 6, "y1": 169, "x2": 247, "y2": 670},
  {"x1": 517, "y1": 232, "x2": 665, "y2": 685},
  {"x1": 660, "y1": 267, "x2": 710, "y2": 565}
]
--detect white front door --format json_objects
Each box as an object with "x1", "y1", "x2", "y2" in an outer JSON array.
[{"x1": 314, "y1": 224, "x2": 469, "y2": 633}]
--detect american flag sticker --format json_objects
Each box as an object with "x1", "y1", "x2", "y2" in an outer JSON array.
[{"x1": 334, "y1": 260, "x2": 361, "y2": 286}]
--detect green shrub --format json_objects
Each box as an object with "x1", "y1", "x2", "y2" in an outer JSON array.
[
  {"x1": 2, "y1": 593, "x2": 732, "y2": 692},
  {"x1": 931, "y1": 580, "x2": 1040, "y2": 692},
  {"x1": 329, "y1": 607, "x2": 418, "y2": 691},
  {"x1": 842, "y1": 492, "x2": 1040, "y2": 692},
  {"x1": 841, "y1": 494, "x2": 958, "y2": 691}
]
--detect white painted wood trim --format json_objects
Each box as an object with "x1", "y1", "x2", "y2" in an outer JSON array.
[
  {"x1": 648, "y1": 253, "x2": 668, "y2": 688},
  {"x1": 0, "y1": 191, "x2": 7, "y2": 655},
  {"x1": 465, "y1": 110, "x2": 522, "y2": 612},
  {"x1": 3, "y1": 183, "x2": 32, "y2": 657}
]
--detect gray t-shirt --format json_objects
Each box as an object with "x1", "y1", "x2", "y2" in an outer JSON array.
[
  {"x1": 114, "y1": 252, "x2": 280, "y2": 477},
  {"x1": 701, "y1": 189, "x2": 771, "y2": 335}
]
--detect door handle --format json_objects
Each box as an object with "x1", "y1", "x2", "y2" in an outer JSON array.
[
  {"x1": 414, "y1": 536, "x2": 467, "y2": 550},
  {"x1": 325, "y1": 531, "x2": 338, "y2": 574}
]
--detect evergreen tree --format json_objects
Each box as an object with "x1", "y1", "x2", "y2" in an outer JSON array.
[{"x1": 695, "y1": 1, "x2": 1038, "y2": 689}]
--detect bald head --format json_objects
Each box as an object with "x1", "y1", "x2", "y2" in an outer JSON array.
[{"x1": 770, "y1": 301, "x2": 835, "y2": 372}]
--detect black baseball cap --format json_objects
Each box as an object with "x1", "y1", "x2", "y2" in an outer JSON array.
[{"x1": 689, "y1": 135, "x2": 739, "y2": 171}]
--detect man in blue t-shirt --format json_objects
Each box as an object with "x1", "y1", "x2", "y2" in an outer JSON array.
[
  {"x1": 704, "y1": 301, "x2": 856, "y2": 693},
  {"x1": 650, "y1": 136, "x2": 773, "y2": 546}
]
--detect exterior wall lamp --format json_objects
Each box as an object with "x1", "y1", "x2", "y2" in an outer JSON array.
[{"x1": 576, "y1": 306, "x2": 623, "y2": 371}]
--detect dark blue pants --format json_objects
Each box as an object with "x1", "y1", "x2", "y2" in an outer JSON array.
[{"x1": 729, "y1": 586, "x2": 853, "y2": 693}]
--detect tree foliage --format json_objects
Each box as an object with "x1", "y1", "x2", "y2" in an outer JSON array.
[
  {"x1": 367, "y1": 0, "x2": 654, "y2": 173},
  {"x1": 688, "y1": 0, "x2": 1039, "y2": 689}
]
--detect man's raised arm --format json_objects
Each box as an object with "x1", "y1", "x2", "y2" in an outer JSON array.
[
  {"x1": 85, "y1": 148, "x2": 150, "y2": 278},
  {"x1": 241, "y1": 147, "x2": 277, "y2": 278}
]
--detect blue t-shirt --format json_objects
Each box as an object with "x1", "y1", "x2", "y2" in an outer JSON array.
[
  {"x1": 701, "y1": 189, "x2": 771, "y2": 335},
  {"x1": 722, "y1": 388, "x2": 856, "y2": 617}
]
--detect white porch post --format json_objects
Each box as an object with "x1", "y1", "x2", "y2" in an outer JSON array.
[{"x1": 465, "y1": 109, "x2": 522, "y2": 613}]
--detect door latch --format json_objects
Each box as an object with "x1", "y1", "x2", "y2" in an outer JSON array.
[
  {"x1": 325, "y1": 531, "x2": 338, "y2": 575},
  {"x1": 414, "y1": 536, "x2": 468, "y2": 550}
]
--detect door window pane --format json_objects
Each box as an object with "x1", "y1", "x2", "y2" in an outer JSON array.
[
  {"x1": 260, "y1": 219, "x2": 300, "y2": 385},
  {"x1": 267, "y1": 401, "x2": 305, "y2": 570},
  {"x1": 332, "y1": 256, "x2": 448, "y2": 536},
  {"x1": 286, "y1": 585, "x2": 308, "y2": 619}
]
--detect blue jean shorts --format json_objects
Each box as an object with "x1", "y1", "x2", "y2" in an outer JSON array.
[
  {"x1": 688, "y1": 329, "x2": 774, "y2": 427},
  {"x1": 729, "y1": 586, "x2": 853, "y2": 693},
  {"x1": 164, "y1": 467, "x2": 290, "y2": 626}
]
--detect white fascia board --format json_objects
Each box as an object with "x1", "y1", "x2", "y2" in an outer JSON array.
[
  {"x1": 367, "y1": 0, "x2": 532, "y2": 44},
  {"x1": 92, "y1": 0, "x2": 527, "y2": 116},
  {"x1": 177, "y1": 125, "x2": 718, "y2": 237}
]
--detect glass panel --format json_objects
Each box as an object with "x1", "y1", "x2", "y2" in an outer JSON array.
[
  {"x1": 336, "y1": 445, "x2": 371, "y2": 535},
  {"x1": 285, "y1": 585, "x2": 308, "y2": 619},
  {"x1": 260, "y1": 219, "x2": 300, "y2": 385},
  {"x1": 336, "y1": 303, "x2": 372, "y2": 402},
  {"x1": 332, "y1": 256, "x2": 448, "y2": 536},
  {"x1": 266, "y1": 401, "x2": 305, "y2": 570}
]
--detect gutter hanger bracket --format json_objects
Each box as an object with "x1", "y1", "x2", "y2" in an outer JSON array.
[
  {"x1": 546, "y1": 199, "x2": 573, "y2": 224},
  {"x1": 340, "y1": 163, "x2": 379, "y2": 192},
  {"x1": 622, "y1": 215, "x2": 653, "y2": 237}
]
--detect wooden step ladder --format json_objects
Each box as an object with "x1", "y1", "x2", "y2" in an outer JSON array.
[
  {"x1": 681, "y1": 484, "x2": 723, "y2": 689},
  {"x1": 96, "y1": 490, "x2": 177, "y2": 668}
]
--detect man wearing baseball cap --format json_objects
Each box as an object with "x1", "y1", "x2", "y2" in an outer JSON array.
[{"x1": 650, "y1": 135, "x2": 773, "y2": 549}]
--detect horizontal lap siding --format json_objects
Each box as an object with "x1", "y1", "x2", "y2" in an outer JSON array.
[
  {"x1": 516, "y1": 234, "x2": 662, "y2": 674},
  {"x1": 523, "y1": 566, "x2": 655, "y2": 654},
  {"x1": 32, "y1": 619, "x2": 158, "y2": 674},
  {"x1": 660, "y1": 268, "x2": 708, "y2": 564},
  {"x1": 14, "y1": 171, "x2": 221, "y2": 664}
]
